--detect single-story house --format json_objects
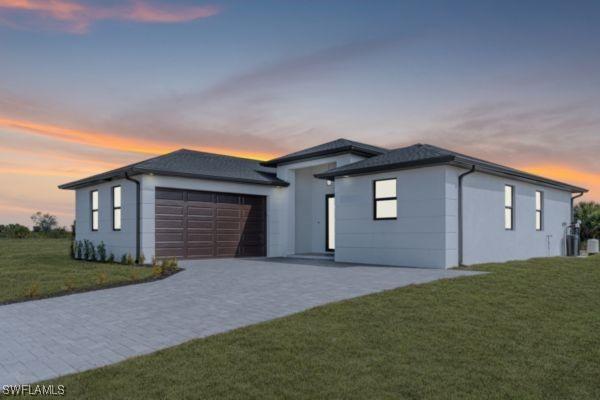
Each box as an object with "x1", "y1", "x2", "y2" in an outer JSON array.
[{"x1": 59, "y1": 139, "x2": 587, "y2": 268}]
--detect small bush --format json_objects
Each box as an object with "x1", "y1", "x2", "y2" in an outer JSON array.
[
  {"x1": 77, "y1": 240, "x2": 85, "y2": 260},
  {"x1": 88, "y1": 241, "x2": 97, "y2": 261},
  {"x1": 160, "y1": 258, "x2": 179, "y2": 275},
  {"x1": 120, "y1": 254, "x2": 127, "y2": 264},
  {"x1": 125, "y1": 253, "x2": 134, "y2": 265},
  {"x1": 83, "y1": 240, "x2": 90, "y2": 260},
  {"x1": 138, "y1": 253, "x2": 146, "y2": 266},
  {"x1": 70, "y1": 239, "x2": 76, "y2": 259},
  {"x1": 152, "y1": 264, "x2": 163, "y2": 278},
  {"x1": 24, "y1": 282, "x2": 40, "y2": 298},
  {"x1": 107, "y1": 253, "x2": 115, "y2": 263},
  {"x1": 97, "y1": 272, "x2": 108, "y2": 285},
  {"x1": 97, "y1": 241, "x2": 107, "y2": 262}
]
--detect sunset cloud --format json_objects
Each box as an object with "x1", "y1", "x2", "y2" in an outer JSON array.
[
  {"x1": 0, "y1": 0, "x2": 220, "y2": 33},
  {"x1": 0, "y1": 116, "x2": 278, "y2": 160}
]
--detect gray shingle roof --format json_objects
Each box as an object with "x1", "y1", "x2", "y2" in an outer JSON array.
[
  {"x1": 261, "y1": 138, "x2": 387, "y2": 166},
  {"x1": 59, "y1": 149, "x2": 288, "y2": 189},
  {"x1": 316, "y1": 143, "x2": 587, "y2": 193}
]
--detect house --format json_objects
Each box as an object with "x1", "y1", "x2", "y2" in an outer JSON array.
[{"x1": 59, "y1": 139, "x2": 587, "y2": 268}]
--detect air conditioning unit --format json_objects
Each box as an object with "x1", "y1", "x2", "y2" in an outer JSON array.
[{"x1": 588, "y1": 239, "x2": 599, "y2": 255}]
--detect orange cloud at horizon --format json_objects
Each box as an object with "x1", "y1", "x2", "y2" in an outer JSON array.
[
  {"x1": 0, "y1": 0, "x2": 220, "y2": 33},
  {"x1": 520, "y1": 164, "x2": 600, "y2": 201},
  {"x1": 0, "y1": 116, "x2": 279, "y2": 161}
]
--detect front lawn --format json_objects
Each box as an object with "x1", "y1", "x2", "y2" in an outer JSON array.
[
  {"x1": 44, "y1": 255, "x2": 600, "y2": 399},
  {"x1": 0, "y1": 239, "x2": 154, "y2": 304}
]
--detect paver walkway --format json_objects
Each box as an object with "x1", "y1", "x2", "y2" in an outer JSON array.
[{"x1": 0, "y1": 258, "x2": 480, "y2": 385}]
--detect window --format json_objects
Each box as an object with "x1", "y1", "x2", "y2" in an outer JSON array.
[
  {"x1": 374, "y1": 178, "x2": 397, "y2": 220},
  {"x1": 535, "y1": 190, "x2": 543, "y2": 231},
  {"x1": 504, "y1": 185, "x2": 514, "y2": 230},
  {"x1": 113, "y1": 186, "x2": 122, "y2": 231},
  {"x1": 91, "y1": 190, "x2": 99, "y2": 231}
]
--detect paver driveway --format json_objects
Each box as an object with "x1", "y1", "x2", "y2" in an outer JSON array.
[{"x1": 0, "y1": 258, "x2": 480, "y2": 385}]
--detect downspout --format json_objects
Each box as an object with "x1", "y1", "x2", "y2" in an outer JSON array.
[
  {"x1": 571, "y1": 191, "x2": 584, "y2": 223},
  {"x1": 124, "y1": 172, "x2": 141, "y2": 263},
  {"x1": 458, "y1": 165, "x2": 476, "y2": 266}
]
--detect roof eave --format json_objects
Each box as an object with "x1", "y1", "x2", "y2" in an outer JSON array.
[
  {"x1": 261, "y1": 146, "x2": 384, "y2": 167},
  {"x1": 449, "y1": 160, "x2": 588, "y2": 193},
  {"x1": 59, "y1": 167, "x2": 290, "y2": 190},
  {"x1": 315, "y1": 155, "x2": 456, "y2": 179}
]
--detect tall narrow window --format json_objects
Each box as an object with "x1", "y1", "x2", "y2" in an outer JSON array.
[
  {"x1": 504, "y1": 185, "x2": 514, "y2": 230},
  {"x1": 374, "y1": 178, "x2": 397, "y2": 220},
  {"x1": 535, "y1": 190, "x2": 543, "y2": 231},
  {"x1": 113, "y1": 186, "x2": 122, "y2": 231},
  {"x1": 91, "y1": 190, "x2": 99, "y2": 231}
]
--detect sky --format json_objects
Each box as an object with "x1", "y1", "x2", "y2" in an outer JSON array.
[{"x1": 1, "y1": 0, "x2": 599, "y2": 227}]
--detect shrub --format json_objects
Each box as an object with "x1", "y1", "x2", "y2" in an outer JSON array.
[
  {"x1": 0, "y1": 224, "x2": 30, "y2": 238},
  {"x1": 24, "y1": 282, "x2": 40, "y2": 298},
  {"x1": 161, "y1": 258, "x2": 179, "y2": 275},
  {"x1": 70, "y1": 238, "x2": 76, "y2": 259},
  {"x1": 107, "y1": 253, "x2": 115, "y2": 263},
  {"x1": 125, "y1": 253, "x2": 134, "y2": 265},
  {"x1": 88, "y1": 241, "x2": 97, "y2": 261},
  {"x1": 82, "y1": 240, "x2": 90, "y2": 260},
  {"x1": 76, "y1": 241, "x2": 84, "y2": 259},
  {"x1": 152, "y1": 264, "x2": 163, "y2": 278},
  {"x1": 97, "y1": 242, "x2": 107, "y2": 262},
  {"x1": 97, "y1": 272, "x2": 108, "y2": 285},
  {"x1": 138, "y1": 253, "x2": 146, "y2": 266},
  {"x1": 120, "y1": 254, "x2": 127, "y2": 264}
]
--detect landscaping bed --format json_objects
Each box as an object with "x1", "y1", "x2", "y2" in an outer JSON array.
[{"x1": 0, "y1": 239, "x2": 180, "y2": 305}]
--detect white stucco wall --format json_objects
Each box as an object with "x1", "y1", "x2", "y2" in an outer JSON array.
[
  {"x1": 294, "y1": 163, "x2": 335, "y2": 253},
  {"x1": 139, "y1": 175, "x2": 287, "y2": 260},
  {"x1": 74, "y1": 178, "x2": 138, "y2": 260},
  {"x1": 334, "y1": 166, "x2": 450, "y2": 268},
  {"x1": 276, "y1": 153, "x2": 365, "y2": 255},
  {"x1": 447, "y1": 166, "x2": 572, "y2": 266}
]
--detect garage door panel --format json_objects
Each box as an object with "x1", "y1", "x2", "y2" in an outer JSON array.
[
  {"x1": 217, "y1": 221, "x2": 241, "y2": 230},
  {"x1": 187, "y1": 220, "x2": 214, "y2": 229},
  {"x1": 156, "y1": 188, "x2": 265, "y2": 259},
  {"x1": 156, "y1": 205, "x2": 184, "y2": 216},
  {"x1": 188, "y1": 233, "x2": 214, "y2": 242},
  {"x1": 156, "y1": 190, "x2": 184, "y2": 201},
  {"x1": 187, "y1": 248, "x2": 216, "y2": 258},
  {"x1": 155, "y1": 247, "x2": 185, "y2": 258},
  {"x1": 187, "y1": 206, "x2": 214, "y2": 217},
  {"x1": 155, "y1": 219, "x2": 184, "y2": 229},
  {"x1": 217, "y1": 208, "x2": 241, "y2": 218},
  {"x1": 156, "y1": 232, "x2": 184, "y2": 242},
  {"x1": 187, "y1": 192, "x2": 214, "y2": 202}
]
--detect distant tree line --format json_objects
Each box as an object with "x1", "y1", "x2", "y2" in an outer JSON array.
[{"x1": 0, "y1": 212, "x2": 71, "y2": 239}]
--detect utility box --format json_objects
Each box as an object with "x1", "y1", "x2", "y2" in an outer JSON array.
[{"x1": 588, "y1": 239, "x2": 599, "y2": 255}]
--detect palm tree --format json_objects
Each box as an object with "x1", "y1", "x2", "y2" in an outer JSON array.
[{"x1": 574, "y1": 201, "x2": 600, "y2": 241}]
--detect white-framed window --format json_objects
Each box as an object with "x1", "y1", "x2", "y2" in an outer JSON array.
[
  {"x1": 504, "y1": 185, "x2": 514, "y2": 230},
  {"x1": 91, "y1": 190, "x2": 99, "y2": 231},
  {"x1": 113, "y1": 186, "x2": 122, "y2": 231},
  {"x1": 374, "y1": 178, "x2": 397, "y2": 220},
  {"x1": 535, "y1": 190, "x2": 543, "y2": 231}
]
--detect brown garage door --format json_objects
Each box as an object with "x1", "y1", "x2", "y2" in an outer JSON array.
[{"x1": 155, "y1": 188, "x2": 266, "y2": 259}]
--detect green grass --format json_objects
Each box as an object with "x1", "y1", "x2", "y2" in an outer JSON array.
[
  {"x1": 0, "y1": 239, "x2": 154, "y2": 304},
  {"x1": 40, "y1": 255, "x2": 600, "y2": 399}
]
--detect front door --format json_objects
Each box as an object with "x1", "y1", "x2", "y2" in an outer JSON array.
[{"x1": 326, "y1": 194, "x2": 335, "y2": 251}]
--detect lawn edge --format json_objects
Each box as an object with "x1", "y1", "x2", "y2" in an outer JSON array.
[{"x1": 0, "y1": 268, "x2": 184, "y2": 307}]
